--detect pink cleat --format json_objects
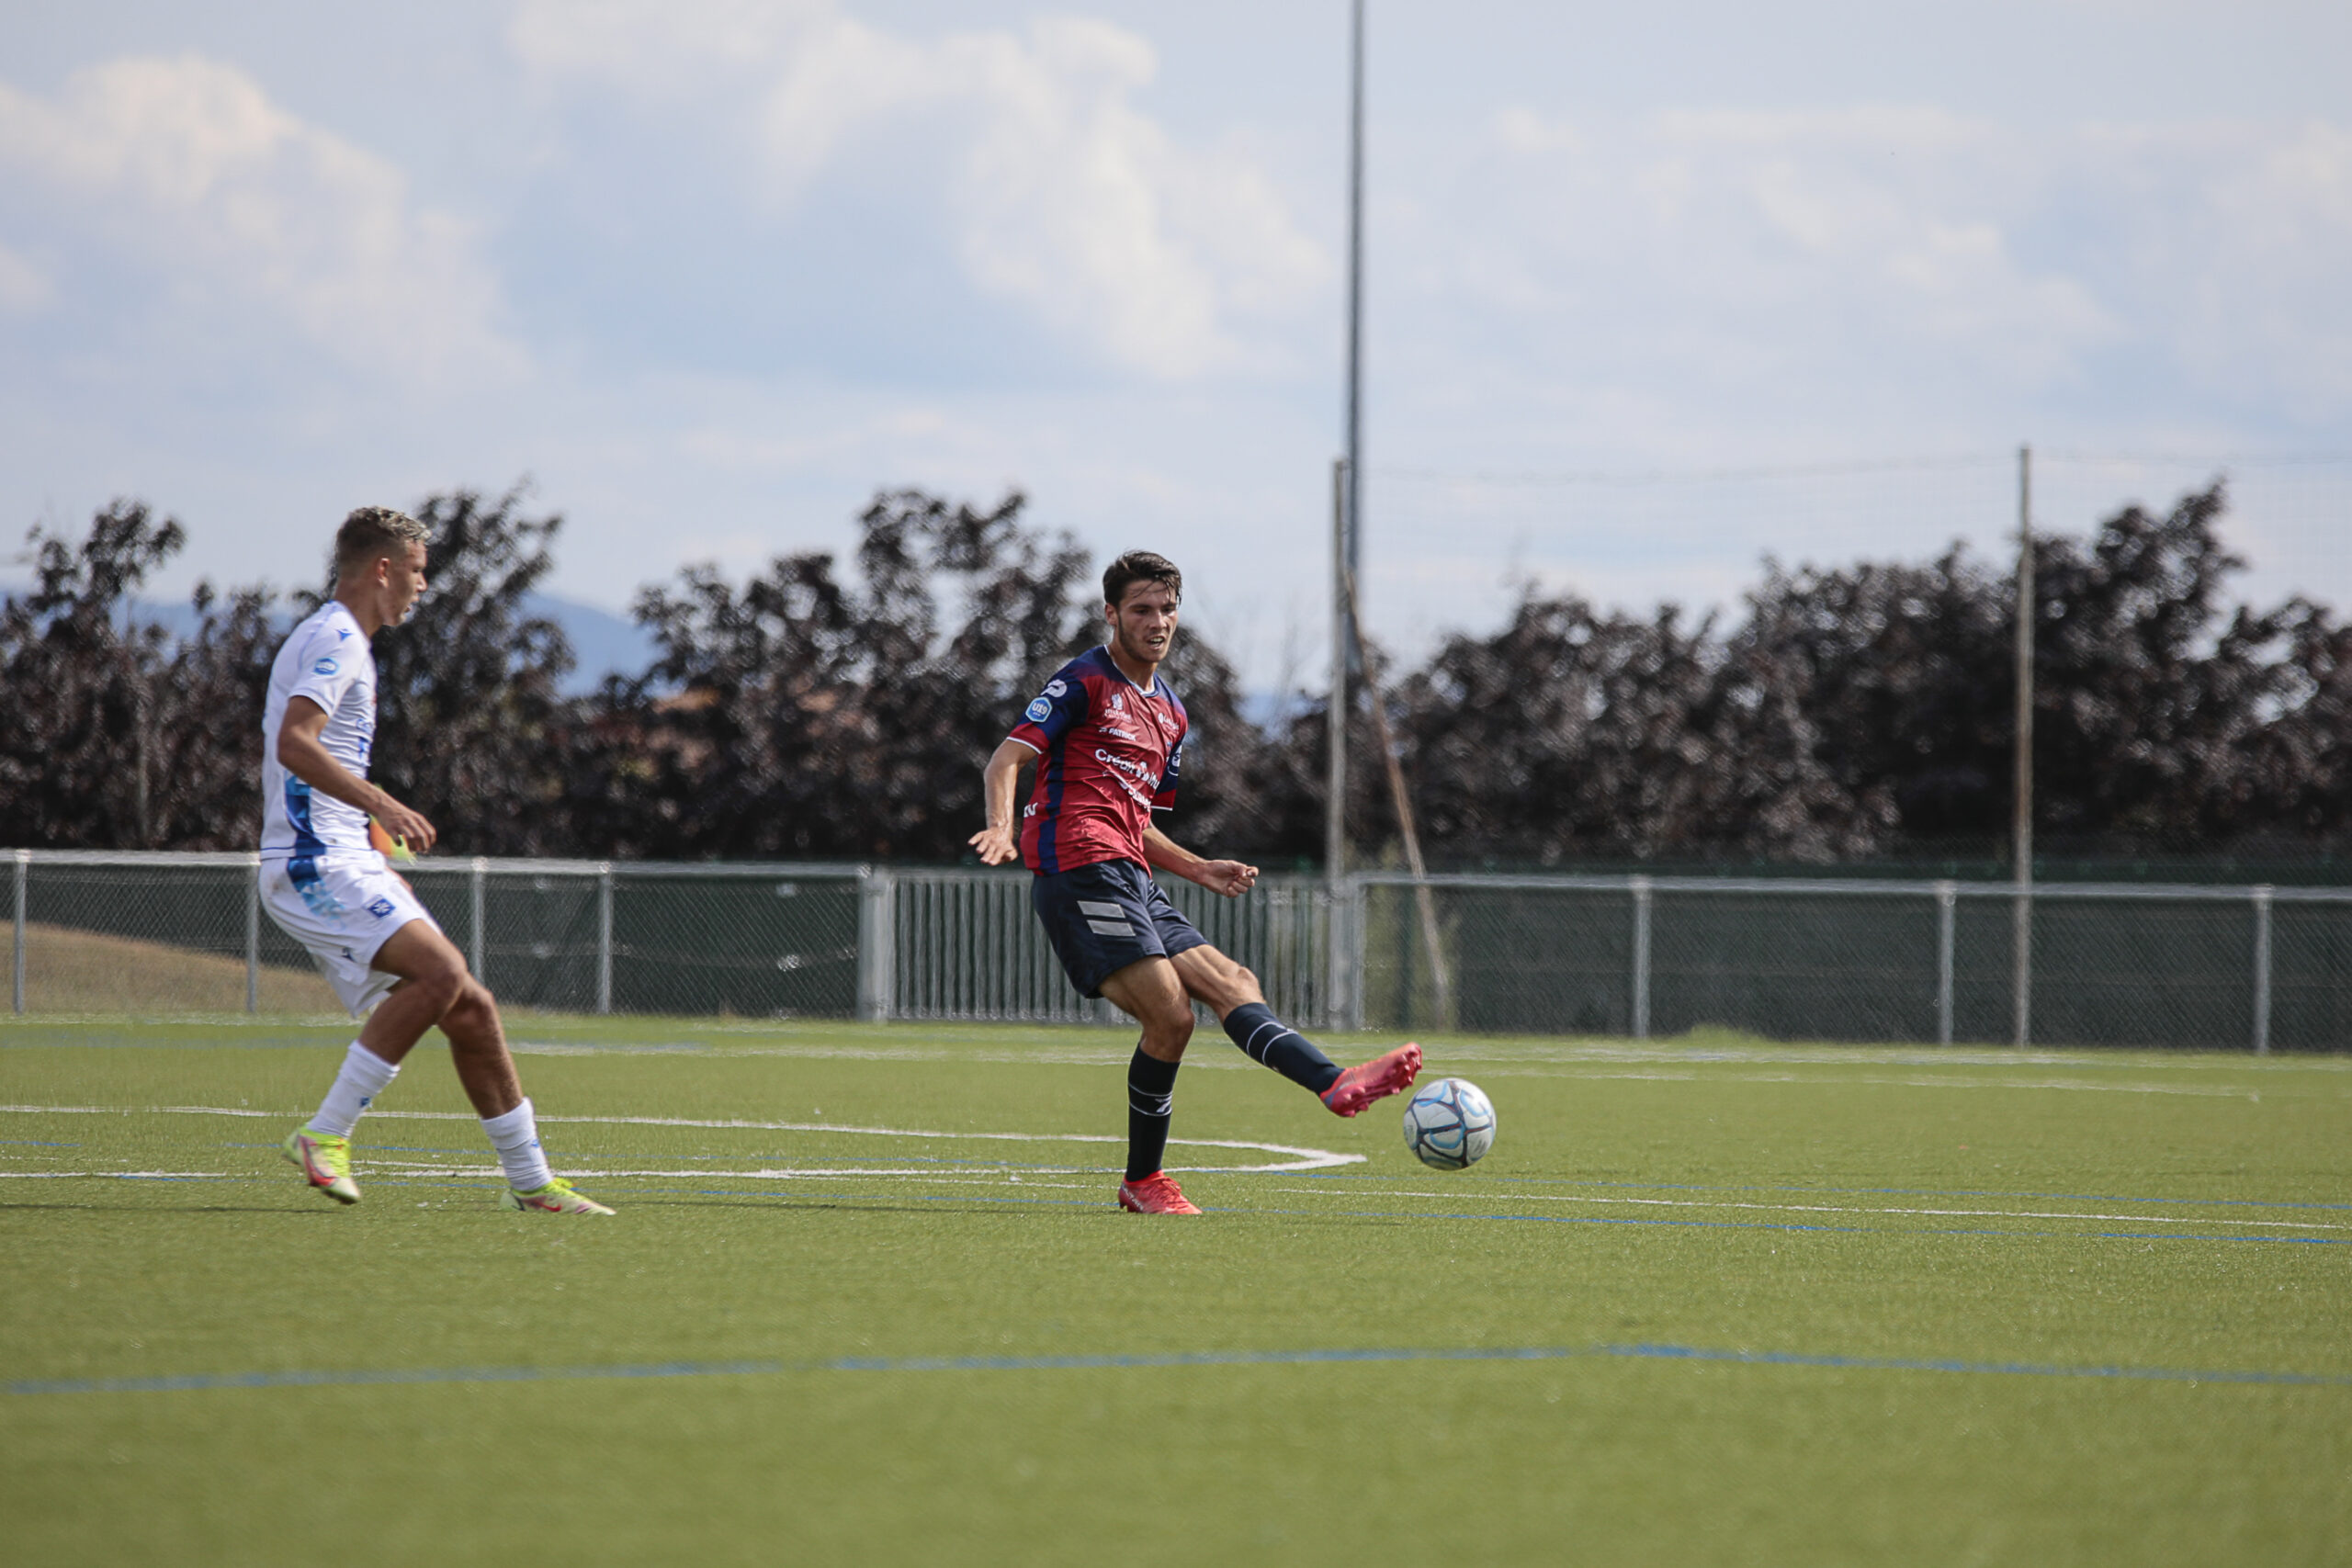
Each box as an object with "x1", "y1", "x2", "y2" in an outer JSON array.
[
  {"x1": 1117, "y1": 1171, "x2": 1203, "y2": 1214},
  {"x1": 1320, "y1": 1042, "x2": 1424, "y2": 1118}
]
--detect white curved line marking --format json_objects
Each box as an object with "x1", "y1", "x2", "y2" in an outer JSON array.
[{"x1": 0, "y1": 1105, "x2": 1363, "y2": 1174}]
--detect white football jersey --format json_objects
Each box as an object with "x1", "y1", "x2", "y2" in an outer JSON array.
[{"x1": 260, "y1": 602, "x2": 379, "y2": 858}]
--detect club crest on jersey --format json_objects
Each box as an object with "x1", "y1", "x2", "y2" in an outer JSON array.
[
  {"x1": 1109, "y1": 690, "x2": 1126, "y2": 713},
  {"x1": 1025, "y1": 696, "x2": 1054, "y2": 723},
  {"x1": 312, "y1": 656, "x2": 340, "y2": 676}
]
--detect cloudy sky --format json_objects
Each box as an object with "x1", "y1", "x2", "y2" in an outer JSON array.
[{"x1": 4, "y1": 0, "x2": 2347, "y2": 684}]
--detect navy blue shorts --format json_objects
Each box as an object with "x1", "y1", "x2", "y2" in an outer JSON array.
[{"x1": 1031, "y1": 859, "x2": 1207, "y2": 998}]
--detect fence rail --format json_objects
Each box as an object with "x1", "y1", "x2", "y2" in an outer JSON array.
[{"x1": 6, "y1": 850, "x2": 2348, "y2": 1051}]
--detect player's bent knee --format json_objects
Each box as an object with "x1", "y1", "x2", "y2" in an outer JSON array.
[
  {"x1": 449, "y1": 976, "x2": 499, "y2": 1025},
  {"x1": 1144, "y1": 1004, "x2": 1194, "y2": 1055}
]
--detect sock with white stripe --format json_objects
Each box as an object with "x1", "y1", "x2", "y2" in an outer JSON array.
[
  {"x1": 1125, "y1": 1048, "x2": 1180, "y2": 1182},
  {"x1": 306, "y1": 1042, "x2": 400, "y2": 1138},
  {"x1": 1221, "y1": 1003, "x2": 1341, "y2": 1095},
  {"x1": 481, "y1": 1099, "x2": 555, "y2": 1192}
]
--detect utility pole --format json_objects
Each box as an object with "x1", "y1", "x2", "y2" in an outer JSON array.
[
  {"x1": 1327, "y1": 0, "x2": 1366, "y2": 880},
  {"x1": 1327, "y1": 458, "x2": 1350, "y2": 881},
  {"x1": 2012, "y1": 444, "x2": 2034, "y2": 1048},
  {"x1": 1343, "y1": 0, "x2": 1365, "y2": 604},
  {"x1": 1325, "y1": 0, "x2": 1368, "y2": 1030}
]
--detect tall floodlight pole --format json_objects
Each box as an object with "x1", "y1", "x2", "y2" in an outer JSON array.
[
  {"x1": 1344, "y1": 0, "x2": 1365, "y2": 599},
  {"x1": 1328, "y1": 459, "x2": 1350, "y2": 881},
  {"x1": 2012, "y1": 444, "x2": 2034, "y2": 1048},
  {"x1": 1329, "y1": 0, "x2": 1365, "y2": 883}
]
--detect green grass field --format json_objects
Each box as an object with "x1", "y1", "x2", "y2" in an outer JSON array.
[{"x1": 3, "y1": 1015, "x2": 2347, "y2": 1565}]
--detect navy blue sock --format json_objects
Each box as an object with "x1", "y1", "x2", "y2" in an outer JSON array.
[
  {"x1": 1125, "y1": 1048, "x2": 1181, "y2": 1182},
  {"x1": 1222, "y1": 1003, "x2": 1341, "y2": 1095}
]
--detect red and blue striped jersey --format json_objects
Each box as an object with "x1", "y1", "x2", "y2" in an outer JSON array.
[{"x1": 1006, "y1": 647, "x2": 1187, "y2": 874}]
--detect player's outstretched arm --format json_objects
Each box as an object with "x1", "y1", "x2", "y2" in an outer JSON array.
[
  {"x1": 1144, "y1": 826, "x2": 1258, "y2": 898},
  {"x1": 968, "y1": 738, "x2": 1034, "y2": 866},
  {"x1": 277, "y1": 697, "x2": 437, "y2": 852}
]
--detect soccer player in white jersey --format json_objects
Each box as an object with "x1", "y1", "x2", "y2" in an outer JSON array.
[{"x1": 261, "y1": 506, "x2": 612, "y2": 1214}]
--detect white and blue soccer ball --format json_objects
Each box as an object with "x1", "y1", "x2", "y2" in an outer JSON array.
[{"x1": 1401, "y1": 1077, "x2": 1496, "y2": 1171}]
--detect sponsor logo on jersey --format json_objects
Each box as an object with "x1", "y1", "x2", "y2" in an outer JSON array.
[
  {"x1": 1092, "y1": 747, "x2": 1161, "y2": 807},
  {"x1": 1025, "y1": 696, "x2": 1054, "y2": 723},
  {"x1": 366, "y1": 897, "x2": 397, "y2": 919},
  {"x1": 312, "y1": 656, "x2": 340, "y2": 676},
  {"x1": 1102, "y1": 725, "x2": 1140, "y2": 741},
  {"x1": 1046, "y1": 679, "x2": 1066, "y2": 696}
]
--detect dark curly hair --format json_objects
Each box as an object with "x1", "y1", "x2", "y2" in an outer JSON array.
[{"x1": 1102, "y1": 549, "x2": 1181, "y2": 609}]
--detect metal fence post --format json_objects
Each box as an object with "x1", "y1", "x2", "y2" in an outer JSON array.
[
  {"x1": 11, "y1": 849, "x2": 26, "y2": 1015},
  {"x1": 858, "y1": 866, "x2": 896, "y2": 1022},
  {"x1": 595, "y1": 863, "x2": 614, "y2": 1016},
  {"x1": 1324, "y1": 880, "x2": 1351, "y2": 1033},
  {"x1": 2011, "y1": 886, "x2": 2033, "y2": 1049},
  {"x1": 2252, "y1": 885, "x2": 2273, "y2": 1055},
  {"x1": 1630, "y1": 875, "x2": 1653, "y2": 1040},
  {"x1": 469, "y1": 857, "x2": 487, "y2": 980},
  {"x1": 1934, "y1": 880, "x2": 1955, "y2": 1045},
  {"x1": 244, "y1": 854, "x2": 260, "y2": 1014}
]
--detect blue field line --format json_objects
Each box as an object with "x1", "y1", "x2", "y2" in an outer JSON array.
[
  {"x1": 1429, "y1": 1207, "x2": 2352, "y2": 1246},
  {"x1": 15, "y1": 1340, "x2": 2350, "y2": 1397},
  {"x1": 1299, "y1": 1169, "x2": 2352, "y2": 1214}
]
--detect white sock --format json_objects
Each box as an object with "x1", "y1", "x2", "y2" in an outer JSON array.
[
  {"x1": 306, "y1": 1043, "x2": 400, "y2": 1138},
  {"x1": 481, "y1": 1098, "x2": 554, "y2": 1191}
]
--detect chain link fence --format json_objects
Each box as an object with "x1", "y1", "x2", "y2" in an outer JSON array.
[
  {"x1": 1353, "y1": 873, "x2": 2352, "y2": 1052},
  {"x1": 7, "y1": 852, "x2": 2347, "y2": 1050}
]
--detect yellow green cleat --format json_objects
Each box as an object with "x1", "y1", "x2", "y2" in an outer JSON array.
[
  {"x1": 501, "y1": 1177, "x2": 615, "y2": 1216},
  {"x1": 282, "y1": 1128, "x2": 360, "y2": 1205}
]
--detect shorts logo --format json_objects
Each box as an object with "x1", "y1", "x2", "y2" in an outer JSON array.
[
  {"x1": 366, "y1": 897, "x2": 397, "y2": 919},
  {"x1": 1024, "y1": 696, "x2": 1053, "y2": 723},
  {"x1": 312, "y1": 656, "x2": 340, "y2": 676}
]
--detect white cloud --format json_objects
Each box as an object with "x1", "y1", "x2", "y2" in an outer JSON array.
[
  {"x1": 0, "y1": 55, "x2": 517, "y2": 382},
  {"x1": 509, "y1": 0, "x2": 1324, "y2": 378},
  {"x1": 1408, "y1": 103, "x2": 2352, "y2": 457}
]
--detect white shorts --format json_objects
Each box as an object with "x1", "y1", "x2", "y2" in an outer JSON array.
[{"x1": 259, "y1": 852, "x2": 442, "y2": 1018}]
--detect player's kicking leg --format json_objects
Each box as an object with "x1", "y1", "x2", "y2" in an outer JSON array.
[
  {"x1": 284, "y1": 918, "x2": 612, "y2": 1213},
  {"x1": 1095, "y1": 957, "x2": 1204, "y2": 1214},
  {"x1": 1169, "y1": 945, "x2": 1421, "y2": 1116}
]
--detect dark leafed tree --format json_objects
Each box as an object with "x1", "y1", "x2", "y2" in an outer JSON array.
[
  {"x1": 149, "y1": 581, "x2": 285, "y2": 850},
  {"x1": 0, "y1": 503, "x2": 185, "y2": 849},
  {"x1": 1390, "y1": 595, "x2": 1883, "y2": 864},
  {"x1": 2025, "y1": 482, "x2": 2301, "y2": 848},
  {"x1": 615, "y1": 490, "x2": 1094, "y2": 859},
  {"x1": 333, "y1": 486, "x2": 579, "y2": 856},
  {"x1": 7, "y1": 479, "x2": 2346, "y2": 866},
  {"x1": 1736, "y1": 547, "x2": 2015, "y2": 845}
]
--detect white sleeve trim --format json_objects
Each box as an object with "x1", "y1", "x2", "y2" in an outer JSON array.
[{"x1": 1004, "y1": 735, "x2": 1043, "y2": 756}]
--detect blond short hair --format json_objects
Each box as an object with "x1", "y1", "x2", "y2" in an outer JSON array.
[{"x1": 334, "y1": 506, "x2": 430, "y2": 576}]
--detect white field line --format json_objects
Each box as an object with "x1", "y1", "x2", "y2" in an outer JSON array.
[
  {"x1": 0, "y1": 1104, "x2": 1363, "y2": 1173},
  {"x1": 1270, "y1": 1185, "x2": 2352, "y2": 1231},
  {"x1": 360, "y1": 1162, "x2": 1118, "y2": 1187},
  {"x1": 1458, "y1": 1069, "x2": 2266, "y2": 1098}
]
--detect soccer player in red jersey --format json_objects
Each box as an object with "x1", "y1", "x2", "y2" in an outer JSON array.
[{"x1": 970, "y1": 550, "x2": 1420, "y2": 1213}]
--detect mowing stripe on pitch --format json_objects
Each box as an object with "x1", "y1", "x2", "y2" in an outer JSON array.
[{"x1": 15, "y1": 1342, "x2": 2350, "y2": 1396}]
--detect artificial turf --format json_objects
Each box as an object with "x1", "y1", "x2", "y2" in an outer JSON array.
[{"x1": 3, "y1": 1016, "x2": 2347, "y2": 1565}]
